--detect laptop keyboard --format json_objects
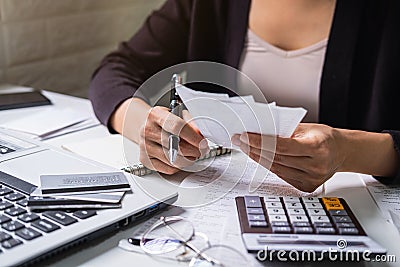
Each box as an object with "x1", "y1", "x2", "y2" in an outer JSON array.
[{"x1": 0, "y1": 183, "x2": 97, "y2": 254}]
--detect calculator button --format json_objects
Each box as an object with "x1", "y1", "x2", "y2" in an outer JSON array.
[
  {"x1": 244, "y1": 196, "x2": 262, "y2": 208},
  {"x1": 336, "y1": 222, "x2": 355, "y2": 228},
  {"x1": 293, "y1": 227, "x2": 313, "y2": 234},
  {"x1": 287, "y1": 209, "x2": 305, "y2": 215},
  {"x1": 72, "y1": 210, "x2": 96, "y2": 220},
  {"x1": 249, "y1": 221, "x2": 267, "y2": 227},
  {"x1": 16, "y1": 198, "x2": 28, "y2": 207},
  {"x1": 305, "y1": 203, "x2": 323, "y2": 209},
  {"x1": 265, "y1": 202, "x2": 282, "y2": 208},
  {"x1": 310, "y1": 215, "x2": 330, "y2": 223},
  {"x1": 324, "y1": 203, "x2": 344, "y2": 210},
  {"x1": 283, "y1": 197, "x2": 300, "y2": 203},
  {"x1": 329, "y1": 210, "x2": 348, "y2": 216},
  {"x1": 5, "y1": 206, "x2": 27, "y2": 217},
  {"x1": 4, "y1": 192, "x2": 25, "y2": 202},
  {"x1": 2, "y1": 220, "x2": 24, "y2": 231},
  {"x1": 264, "y1": 196, "x2": 280, "y2": 202},
  {"x1": 32, "y1": 219, "x2": 60, "y2": 233},
  {"x1": 307, "y1": 209, "x2": 326, "y2": 216},
  {"x1": 271, "y1": 221, "x2": 290, "y2": 227},
  {"x1": 302, "y1": 197, "x2": 320, "y2": 203},
  {"x1": 322, "y1": 197, "x2": 340, "y2": 203},
  {"x1": 43, "y1": 211, "x2": 78, "y2": 226},
  {"x1": 246, "y1": 208, "x2": 264, "y2": 215},
  {"x1": 0, "y1": 215, "x2": 11, "y2": 224},
  {"x1": 269, "y1": 215, "x2": 288, "y2": 222},
  {"x1": 0, "y1": 231, "x2": 12, "y2": 242},
  {"x1": 332, "y1": 216, "x2": 352, "y2": 223},
  {"x1": 0, "y1": 188, "x2": 12, "y2": 196},
  {"x1": 16, "y1": 227, "x2": 42, "y2": 241},
  {"x1": 315, "y1": 228, "x2": 336, "y2": 234},
  {"x1": 289, "y1": 215, "x2": 309, "y2": 223},
  {"x1": 18, "y1": 213, "x2": 40, "y2": 223},
  {"x1": 267, "y1": 208, "x2": 285, "y2": 215},
  {"x1": 293, "y1": 222, "x2": 311, "y2": 227},
  {"x1": 248, "y1": 215, "x2": 265, "y2": 221},
  {"x1": 287, "y1": 202, "x2": 302, "y2": 208},
  {"x1": 313, "y1": 222, "x2": 333, "y2": 228},
  {"x1": 0, "y1": 201, "x2": 13, "y2": 211},
  {"x1": 338, "y1": 228, "x2": 359, "y2": 235},
  {"x1": 1, "y1": 238, "x2": 22, "y2": 249},
  {"x1": 272, "y1": 227, "x2": 291, "y2": 233}
]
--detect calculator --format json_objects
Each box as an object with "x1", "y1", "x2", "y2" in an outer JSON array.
[{"x1": 236, "y1": 196, "x2": 386, "y2": 258}]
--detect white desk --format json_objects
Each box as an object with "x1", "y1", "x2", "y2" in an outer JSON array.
[{"x1": 1, "y1": 90, "x2": 399, "y2": 266}]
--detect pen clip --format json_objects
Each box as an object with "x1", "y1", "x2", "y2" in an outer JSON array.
[{"x1": 170, "y1": 74, "x2": 183, "y2": 105}]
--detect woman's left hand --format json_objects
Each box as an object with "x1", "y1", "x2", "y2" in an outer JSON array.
[{"x1": 232, "y1": 123, "x2": 347, "y2": 192}]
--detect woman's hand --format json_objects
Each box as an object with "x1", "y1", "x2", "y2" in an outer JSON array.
[
  {"x1": 138, "y1": 106, "x2": 208, "y2": 175},
  {"x1": 232, "y1": 123, "x2": 347, "y2": 192}
]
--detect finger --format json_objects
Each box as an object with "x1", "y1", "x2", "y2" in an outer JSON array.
[
  {"x1": 152, "y1": 107, "x2": 206, "y2": 148},
  {"x1": 240, "y1": 132, "x2": 311, "y2": 156},
  {"x1": 247, "y1": 151, "x2": 274, "y2": 171},
  {"x1": 147, "y1": 158, "x2": 180, "y2": 175},
  {"x1": 159, "y1": 130, "x2": 202, "y2": 158}
]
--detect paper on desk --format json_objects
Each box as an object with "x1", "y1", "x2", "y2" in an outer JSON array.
[
  {"x1": 3, "y1": 107, "x2": 93, "y2": 138},
  {"x1": 176, "y1": 85, "x2": 306, "y2": 147},
  {"x1": 366, "y1": 181, "x2": 400, "y2": 221}
]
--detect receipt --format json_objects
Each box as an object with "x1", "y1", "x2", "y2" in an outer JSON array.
[{"x1": 176, "y1": 85, "x2": 306, "y2": 147}]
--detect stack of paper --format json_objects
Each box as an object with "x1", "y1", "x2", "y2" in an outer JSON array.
[
  {"x1": 176, "y1": 85, "x2": 307, "y2": 147},
  {"x1": 28, "y1": 172, "x2": 131, "y2": 210}
]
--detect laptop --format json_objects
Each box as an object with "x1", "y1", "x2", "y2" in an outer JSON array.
[{"x1": 0, "y1": 128, "x2": 178, "y2": 266}]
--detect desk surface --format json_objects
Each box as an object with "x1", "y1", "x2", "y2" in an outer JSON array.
[{"x1": 1, "y1": 89, "x2": 399, "y2": 267}]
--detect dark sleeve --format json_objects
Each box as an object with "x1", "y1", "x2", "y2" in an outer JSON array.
[
  {"x1": 88, "y1": 0, "x2": 192, "y2": 131},
  {"x1": 374, "y1": 130, "x2": 400, "y2": 185}
]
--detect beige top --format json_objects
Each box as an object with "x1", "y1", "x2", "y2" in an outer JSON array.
[{"x1": 238, "y1": 29, "x2": 328, "y2": 122}]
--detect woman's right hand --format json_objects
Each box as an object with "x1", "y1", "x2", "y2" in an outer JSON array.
[{"x1": 138, "y1": 106, "x2": 209, "y2": 174}]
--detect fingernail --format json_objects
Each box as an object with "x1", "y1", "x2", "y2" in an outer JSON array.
[
  {"x1": 199, "y1": 139, "x2": 209, "y2": 151},
  {"x1": 240, "y1": 133, "x2": 249, "y2": 144},
  {"x1": 231, "y1": 135, "x2": 241, "y2": 146}
]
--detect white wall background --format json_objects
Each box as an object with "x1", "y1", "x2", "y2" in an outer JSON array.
[{"x1": 0, "y1": 0, "x2": 164, "y2": 98}]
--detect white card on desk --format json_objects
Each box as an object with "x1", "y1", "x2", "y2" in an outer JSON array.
[{"x1": 38, "y1": 172, "x2": 131, "y2": 195}]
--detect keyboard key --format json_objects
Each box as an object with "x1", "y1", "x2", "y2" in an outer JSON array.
[
  {"x1": 246, "y1": 208, "x2": 264, "y2": 215},
  {"x1": 338, "y1": 228, "x2": 359, "y2": 235},
  {"x1": 1, "y1": 238, "x2": 22, "y2": 249},
  {"x1": 313, "y1": 222, "x2": 333, "y2": 228},
  {"x1": 289, "y1": 215, "x2": 309, "y2": 223},
  {"x1": 263, "y1": 196, "x2": 280, "y2": 202},
  {"x1": 32, "y1": 219, "x2": 60, "y2": 233},
  {"x1": 247, "y1": 215, "x2": 265, "y2": 221},
  {"x1": 332, "y1": 216, "x2": 352, "y2": 223},
  {"x1": 272, "y1": 226, "x2": 291, "y2": 233},
  {"x1": 16, "y1": 198, "x2": 28, "y2": 207},
  {"x1": 302, "y1": 197, "x2": 320, "y2": 203},
  {"x1": 336, "y1": 222, "x2": 355, "y2": 228},
  {"x1": 267, "y1": 208, "x2": 285, "y2": 215},
  {"x1": 18, "y1": 213, "x2": 40, "y2": 223},
  {"x1": 2, "y1": 220, "x2": 24, "y2": 231},
  {"x1": 310, "y1": 215, "x2": 330, "y2": 223},
  {"x1": 307, "y1": 209, "x2": 326, "y2": 216},
  {"x1": 315, "y1": 227, "x2": 336, "y2": 234},
  {"x1": 269, "y1": 215, "x2": 288, "y2": 222},
  {"x1": 5, "y1": 192, "x2": 25, "y2": 202},
  {"x1": 5, "y1": 206, "x2": 27, "y2": 217},
  {"x1": 0, "y1": 200, "x2": 13, "y2": 210},
  {"x1": 0, "y1": 215, "x2": 11, "y2": 224},
  {"x1": 16, "y1": 227, "x2": 42, "y2": 241},
  {"x1": 287, "y1": 209, "x2": 305, "y2": 215},
  {"x1": 244, "y1": 196, "x2": 262, "y2": 208},
  {"x1": 304, "y1": 202, "x2": 323, "y2": 209},
  {"x1": 329, "y1": 210, "x2": 348, "y2": 216},
  {"x1": 265, "y1": 202, "x2": 282, "y2": 208},
  {"x1": 0, "y1": 231, "x2": 12, "y2": 242},
  {"x1": 43, "y1": 211, "x2": 77, "y2": 226},
  {"x1": 0, "y1": 188, "x2": 12, "y2": 196},
  {"x1": 249, "y1": 221, "x2": 267, "y2": 227},
  {"x1": 293, "y1": 227, "x2": 313, "y2": 234},
  {"x1": 72, "y1": 210, "x2": 96, "y2": 220}
]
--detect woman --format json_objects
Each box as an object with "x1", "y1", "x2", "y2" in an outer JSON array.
[{"x1": 89, "y1": 0, "x2": 400, "y2": 192}]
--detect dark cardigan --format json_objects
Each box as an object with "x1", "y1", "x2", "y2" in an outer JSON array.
[{"x1": 89, "y1": 0, "x2": 400, "y2": 184}]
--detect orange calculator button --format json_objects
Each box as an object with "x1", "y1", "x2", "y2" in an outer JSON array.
[
  {"x1": 325, "y1": 202, "x2": 344, "y2": 210},
  {"x1": 322, "y1": 197, "x2": 340, "y2": 204}
]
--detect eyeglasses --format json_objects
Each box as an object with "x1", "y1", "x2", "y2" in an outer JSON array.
[{"x1": 138, "y1": 216, "x2": 248, "y2": 266}]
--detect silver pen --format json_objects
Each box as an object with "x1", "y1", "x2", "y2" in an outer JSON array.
[{"x1": 168, "y1": 74, "x2": 183, "y2": 164}]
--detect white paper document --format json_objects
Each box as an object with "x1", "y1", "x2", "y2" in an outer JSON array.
[
  {"x1": 366, "y1": 181, "x2": 400, "y2": 221},
  {"x1": 176, "y1": 85, "x2": 307, "y2": 147}
]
